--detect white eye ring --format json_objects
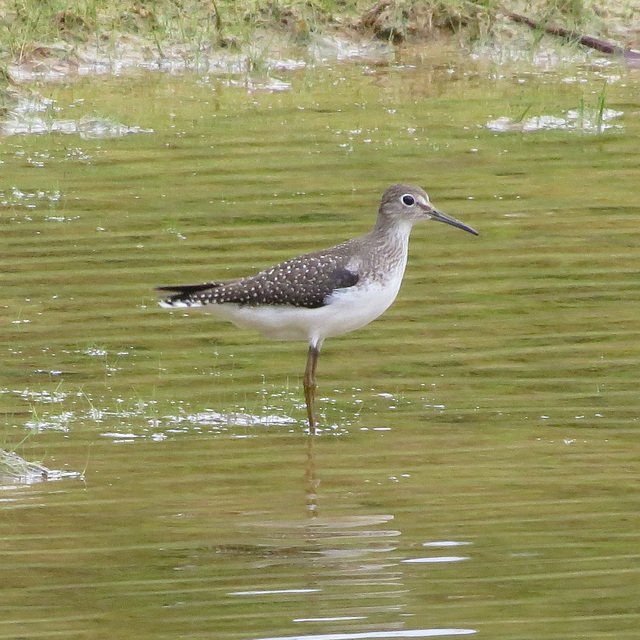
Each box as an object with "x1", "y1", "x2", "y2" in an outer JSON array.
[{"x1": 401, "y1": 194, "x2": 415, "y2": 206}]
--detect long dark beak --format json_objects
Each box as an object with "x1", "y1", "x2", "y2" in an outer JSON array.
[{"x1": 426, "y1": 206, "x2": 479, "y2": 236}]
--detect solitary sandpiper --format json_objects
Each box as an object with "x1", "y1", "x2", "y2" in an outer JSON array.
[{"x1": 157, "y1": 184, "x2": 478, "y2": 432}]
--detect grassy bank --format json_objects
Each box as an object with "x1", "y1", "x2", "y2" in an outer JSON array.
[
  {"x1": 0, "y1": 0, "x2": 485, "y2": 61},
  {"x1": 0, "y1": 0, "x2": 639, "y2": 98},
  {"x1": 1, "y1": 1, "x2": 633, "y2": 52}
]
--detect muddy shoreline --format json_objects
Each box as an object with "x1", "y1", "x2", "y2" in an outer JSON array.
[
  {"x1": 1, "y1": 0, "x2": 639, "y2": 121},
  {"x1": 3, "y1": 1, "x2": 640, "y2": 86}
]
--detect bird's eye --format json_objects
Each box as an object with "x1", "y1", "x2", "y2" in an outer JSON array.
[{"x1": 401, "y1": 194, "x2": 415, "y2": 206}]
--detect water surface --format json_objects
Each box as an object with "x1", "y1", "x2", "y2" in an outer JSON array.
[{"x1": 2, "y1": 50, "x2": 640, "y2": 639}]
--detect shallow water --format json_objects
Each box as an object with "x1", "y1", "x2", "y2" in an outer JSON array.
[{"x1": 2, "y1": 48, "x2": 640, "y2": 639}]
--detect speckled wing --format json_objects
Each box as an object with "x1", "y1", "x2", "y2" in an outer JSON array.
[{"x1": 156, "y1": 249, "x2": 360, "y2": 309}]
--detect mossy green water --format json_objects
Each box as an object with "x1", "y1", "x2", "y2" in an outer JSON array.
[{"x1": 1, "y1": 54, "x2": 640, "y2": 638}]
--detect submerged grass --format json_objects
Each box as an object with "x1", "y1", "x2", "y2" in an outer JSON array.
[
  {"x1": 0, "y1": 447, "x2": 49, "y2": 480},
  {"x1": 0, "y1": 424, "x2": 51, "y2": 481}
]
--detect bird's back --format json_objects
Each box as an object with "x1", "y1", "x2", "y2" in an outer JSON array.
[{"x1": 157, "y1": 235, "x2": 374, "y2": 310}]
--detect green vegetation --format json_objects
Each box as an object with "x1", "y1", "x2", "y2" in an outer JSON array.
[
  {"x1": 0, "y1": 0, "x2": 352, "y2": 56},
  {"x1": 0, "y1": 0, "x2": 638, "y2": 103},
  {"x1": 0, "y1": 0, "x2": 635, "y2": 62}
]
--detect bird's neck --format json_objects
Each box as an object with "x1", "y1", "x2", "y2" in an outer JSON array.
[
  {"x1": 358, "y1": 216, "x2": 414, "y2": 278},
  {"x1": 371, "y1": 215, "x2": 414, "y2": 247}
]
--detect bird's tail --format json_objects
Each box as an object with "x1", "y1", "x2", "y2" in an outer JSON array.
[{"x1": 155, "y1": 283, "x2": 219, "y2": 308}]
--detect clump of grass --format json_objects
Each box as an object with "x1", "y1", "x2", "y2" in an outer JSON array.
[
  {"x1": 360, "y1": 0, "x2": 493, "y2": 43},
  {"x1": 595, "y1": 79, "x2": 607, "y2": 130},
  {"x1": 534, "y1": 0, "x2": 597, "y2": 29},
  {"x1": 0, "y1": 421, "x2": 51, "y2": 481},
  {"x1": 0, "y1": 447, "x2": 51, "y2": 481},
  {"x1": 0, "y1": 62, "x2": 16, "y2": 113},
  {"x1": 0, "y1": 1, "x2": 95, "y2": 54},
  {"x1": 574, "y1": 79, "x2": 611, "y2": 133}
]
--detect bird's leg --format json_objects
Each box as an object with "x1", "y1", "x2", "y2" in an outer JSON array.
[{"x1": 303, "y1": 344, "x2": 320, "y2": 434}]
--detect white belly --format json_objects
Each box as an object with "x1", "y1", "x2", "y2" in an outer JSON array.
[{"x1": 197, "y1": 276, "x2": 404, "y2": 344}]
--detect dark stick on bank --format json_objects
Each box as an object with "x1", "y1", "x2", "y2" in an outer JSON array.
[{"x1": 505, "y1": 11, "x2": 640, "y2": 67}]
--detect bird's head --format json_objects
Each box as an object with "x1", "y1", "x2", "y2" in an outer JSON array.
[{"x1": 379, "y1": 184, "x2": 478, "y2": 236}]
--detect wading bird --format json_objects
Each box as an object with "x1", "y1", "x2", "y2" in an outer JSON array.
[{"x1": 157, "y1": 184, "x2": 478, "y2": 432}]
